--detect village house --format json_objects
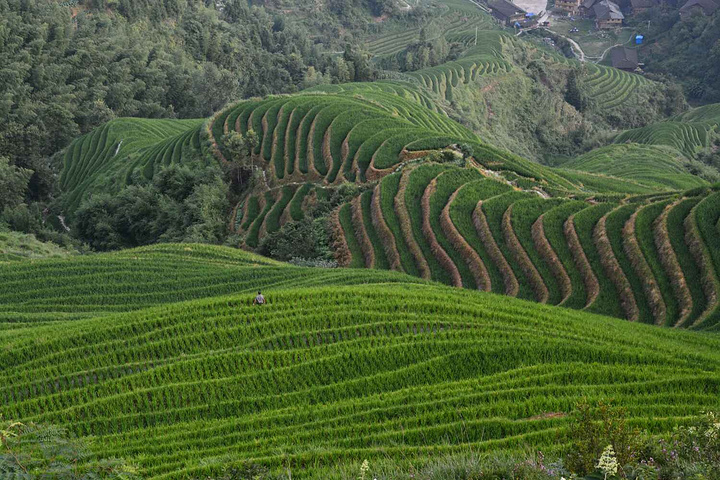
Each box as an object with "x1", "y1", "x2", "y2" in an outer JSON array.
[
  {"x1": 594, "y1": 0, "x2": 624, "y2": 28},
  {"x1": 556, "y1": 0, "x2": 583, "y2": 15},
  {"x1": 579, "y1": 0, "x2": 600, "y2": 16},
  {"x1": 679, "y1": 0, "x2": 720, "y2": 16},
  {"x1": 488, "y1": 0, "x2": 528, "y2": 26},
  {"x1": 611, "y1": 47, "x2": 640, "y2": 71}
]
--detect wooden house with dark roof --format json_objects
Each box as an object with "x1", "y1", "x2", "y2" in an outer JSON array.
[
  {"x1": 488, "y1": 0, "x2": 528, "y2": 25},
  {"x1": 556, "y1": 0, "x2": 583, "y2": 15},
  {"x1": 594, "y1": 0, "x2": 624, "y2": 28},
  {"x1": 611, "y1": 47, "x2": 639, "y2": 71},
  {"x1": 579, "y1": 0, "x2": 600, "y2": 16}
]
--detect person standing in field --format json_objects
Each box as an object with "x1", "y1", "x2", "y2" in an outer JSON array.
[{"x1": 253, "y1": 291, "x2": 266, "y2": 305}]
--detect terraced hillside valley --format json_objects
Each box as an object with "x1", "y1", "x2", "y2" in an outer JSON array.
[
  {"x1": 54, "y1": 27, "x2": 720, "y2": 330},
  {"x1": 3, "y1": 244, "x2": 720, "y2": 478},
  {"x1": 8, "y1": 1, "x2": 720, "y2": 477}
]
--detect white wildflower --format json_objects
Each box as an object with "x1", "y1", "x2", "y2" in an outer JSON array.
[
  {"x1": 597, "y1": 444, "x2": 618, "y2": 480},
  {"x1": 359, "y1": 459, "x2": 370, "y2": 480}
]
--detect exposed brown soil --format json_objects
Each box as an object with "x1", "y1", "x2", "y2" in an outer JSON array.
[
  {"x1": 503, "y1": 205, "x2": 549, "y2": 303},
  {"x1": 684, "y1": 205, "x2": 718, "y2": 327},
  {"x1": 532, "y1": 214, "x2": 572, "y2": 305},
  {"x1": 441, "y1": 187, "x2": 492, "y2": 291},
  {"x1": 351, "y1": 195, "x2": 375, "y2": 268},
  {"x1": 623, "y1": 209, "x2": 666, "y2": 325},
  {"x1": 395, "y1": 168, "x2": 431, "y2": 279},
  {"x1": 370, "y1": 184, "x2": 403, "y2": 272}
]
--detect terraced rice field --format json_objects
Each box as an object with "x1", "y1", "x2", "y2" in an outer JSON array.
[
  {"x1": 674, "y1": 103, "x2": 720, "y2": 123},
  {"x1": 365, "y1": 0, "x2": 495, "y2": 58},
  {"x1": 563, "y1": 144, "x2": 707, "y2": 191},
  {"x1": 614, "y1": 105, "x2": 720, "y2": 159},
  {"x1": 583, "y1": 63, "x2": 650, "y2": 111},
  {"x1": 614, "y1": 122, "x2": 717, "y2": 159},
  {"x1": 206, "y1": 86, "x2": 480, "y2": 185},
  {"x1": 405, "y1": 36, "x2": 513, "y2": 102},
  {"x1": 59, "y1": 118, "x2": 206, "y2": 214},
  {"x1": 54, "y1": 49, "x2": 716, "y2": 335},
  {"x1": 226, "y1": 82, "x2": 708, "y2": 253},
  {"x1": 228, "y1": 100, "x2": 682, "y2": 251},
  {"x1": 3, "y1": 244, "x2": 720, "y2": 478},
  {"x1": 334, "y1": 163, "x2": 720, "y2": 329}
]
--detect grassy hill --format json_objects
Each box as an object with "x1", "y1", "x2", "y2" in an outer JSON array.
[{"x1": 2, "y1": 243, "x2": 720, "y2": 478}]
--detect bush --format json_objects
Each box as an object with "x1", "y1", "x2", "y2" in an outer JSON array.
[
  {"x1": 0, "y1": 156, "x2": 32, "y2": 211},
  {"x1": 0, "y1": 419, "x2": 140, "y2": 479},
  {"x1": 631, "y1": 412, "x2": 720, "y2": 479},
  {"x1": 74, "y1": 166, "x2": 229, "y2": 251},
  {"x1": 259, "y1": 218, "x2": 334, "y2": 262},
  {"x1": 565, "y1": 400, "x2": 642, "y2": 476},
  {"x1": 288, "y1": 257, "x2": 338, "y2": 268}
]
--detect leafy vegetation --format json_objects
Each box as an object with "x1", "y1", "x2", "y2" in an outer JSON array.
[
  {"x1": 0, "y1": 418, "x2": 140, "y2": 478},
  {"x1": 632, "y1": 9, "x2": 720, "y2": 104},
  {"x1": 73, "y1": 165, "x2": 229, "y2": 251}
]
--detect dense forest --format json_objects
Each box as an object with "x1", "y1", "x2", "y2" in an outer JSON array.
[{"x1": 631, "y1": 9, "x2": 720, "y2": 103}]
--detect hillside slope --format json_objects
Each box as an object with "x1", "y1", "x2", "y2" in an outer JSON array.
[
  {"x1": 0, "y1": 231, "x2": 75, "y2": 262},
  {"x1": 55, "y1": 81, "x2": 720, "y2": 330},
  {"x1": 332, "y1": 163, "x2": 720, "y2": 329},
  {"x1": 52, "y1": 23, "x2": 720, "y2": 329},
  {"x1": 2, "y1": 244, "x2": 720, "y2": 478},
  {"x1": 562, "y1": 144, "x2": 707, "y2": 191}
]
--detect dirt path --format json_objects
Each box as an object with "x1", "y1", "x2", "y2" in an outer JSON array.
[
  {"x1": 562, "y1": 35, "x2": 586, "y2": 62},
  {"x1": 534, "y1": 27, "x2": 587, "y2": 62}
]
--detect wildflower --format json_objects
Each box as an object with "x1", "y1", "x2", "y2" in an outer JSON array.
[
  {"x1": 359, "y1": 459, "x2": 370, "y2": 480},
  {"x1": 597, "y1": 445, "x2": 618, "y2": 480}
]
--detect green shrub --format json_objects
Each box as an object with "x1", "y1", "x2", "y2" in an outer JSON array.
[
  {"x1": 259, "y1": 217, "x2": 333, "y2": 262},
  {"x1": 565, "y1": 400, "x2": 641, "y2": 476},
  {"x1": 0, "y1": 420, "x2": 140, "y2": 479}
]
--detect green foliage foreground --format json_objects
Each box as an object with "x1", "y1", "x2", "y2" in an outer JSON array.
[
  {"x1": 0, "y1": 419, "x2": 140, "y2": 479},
  {"x1": 1, "y1": 244, "x2": 720, "y2": 478}
]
